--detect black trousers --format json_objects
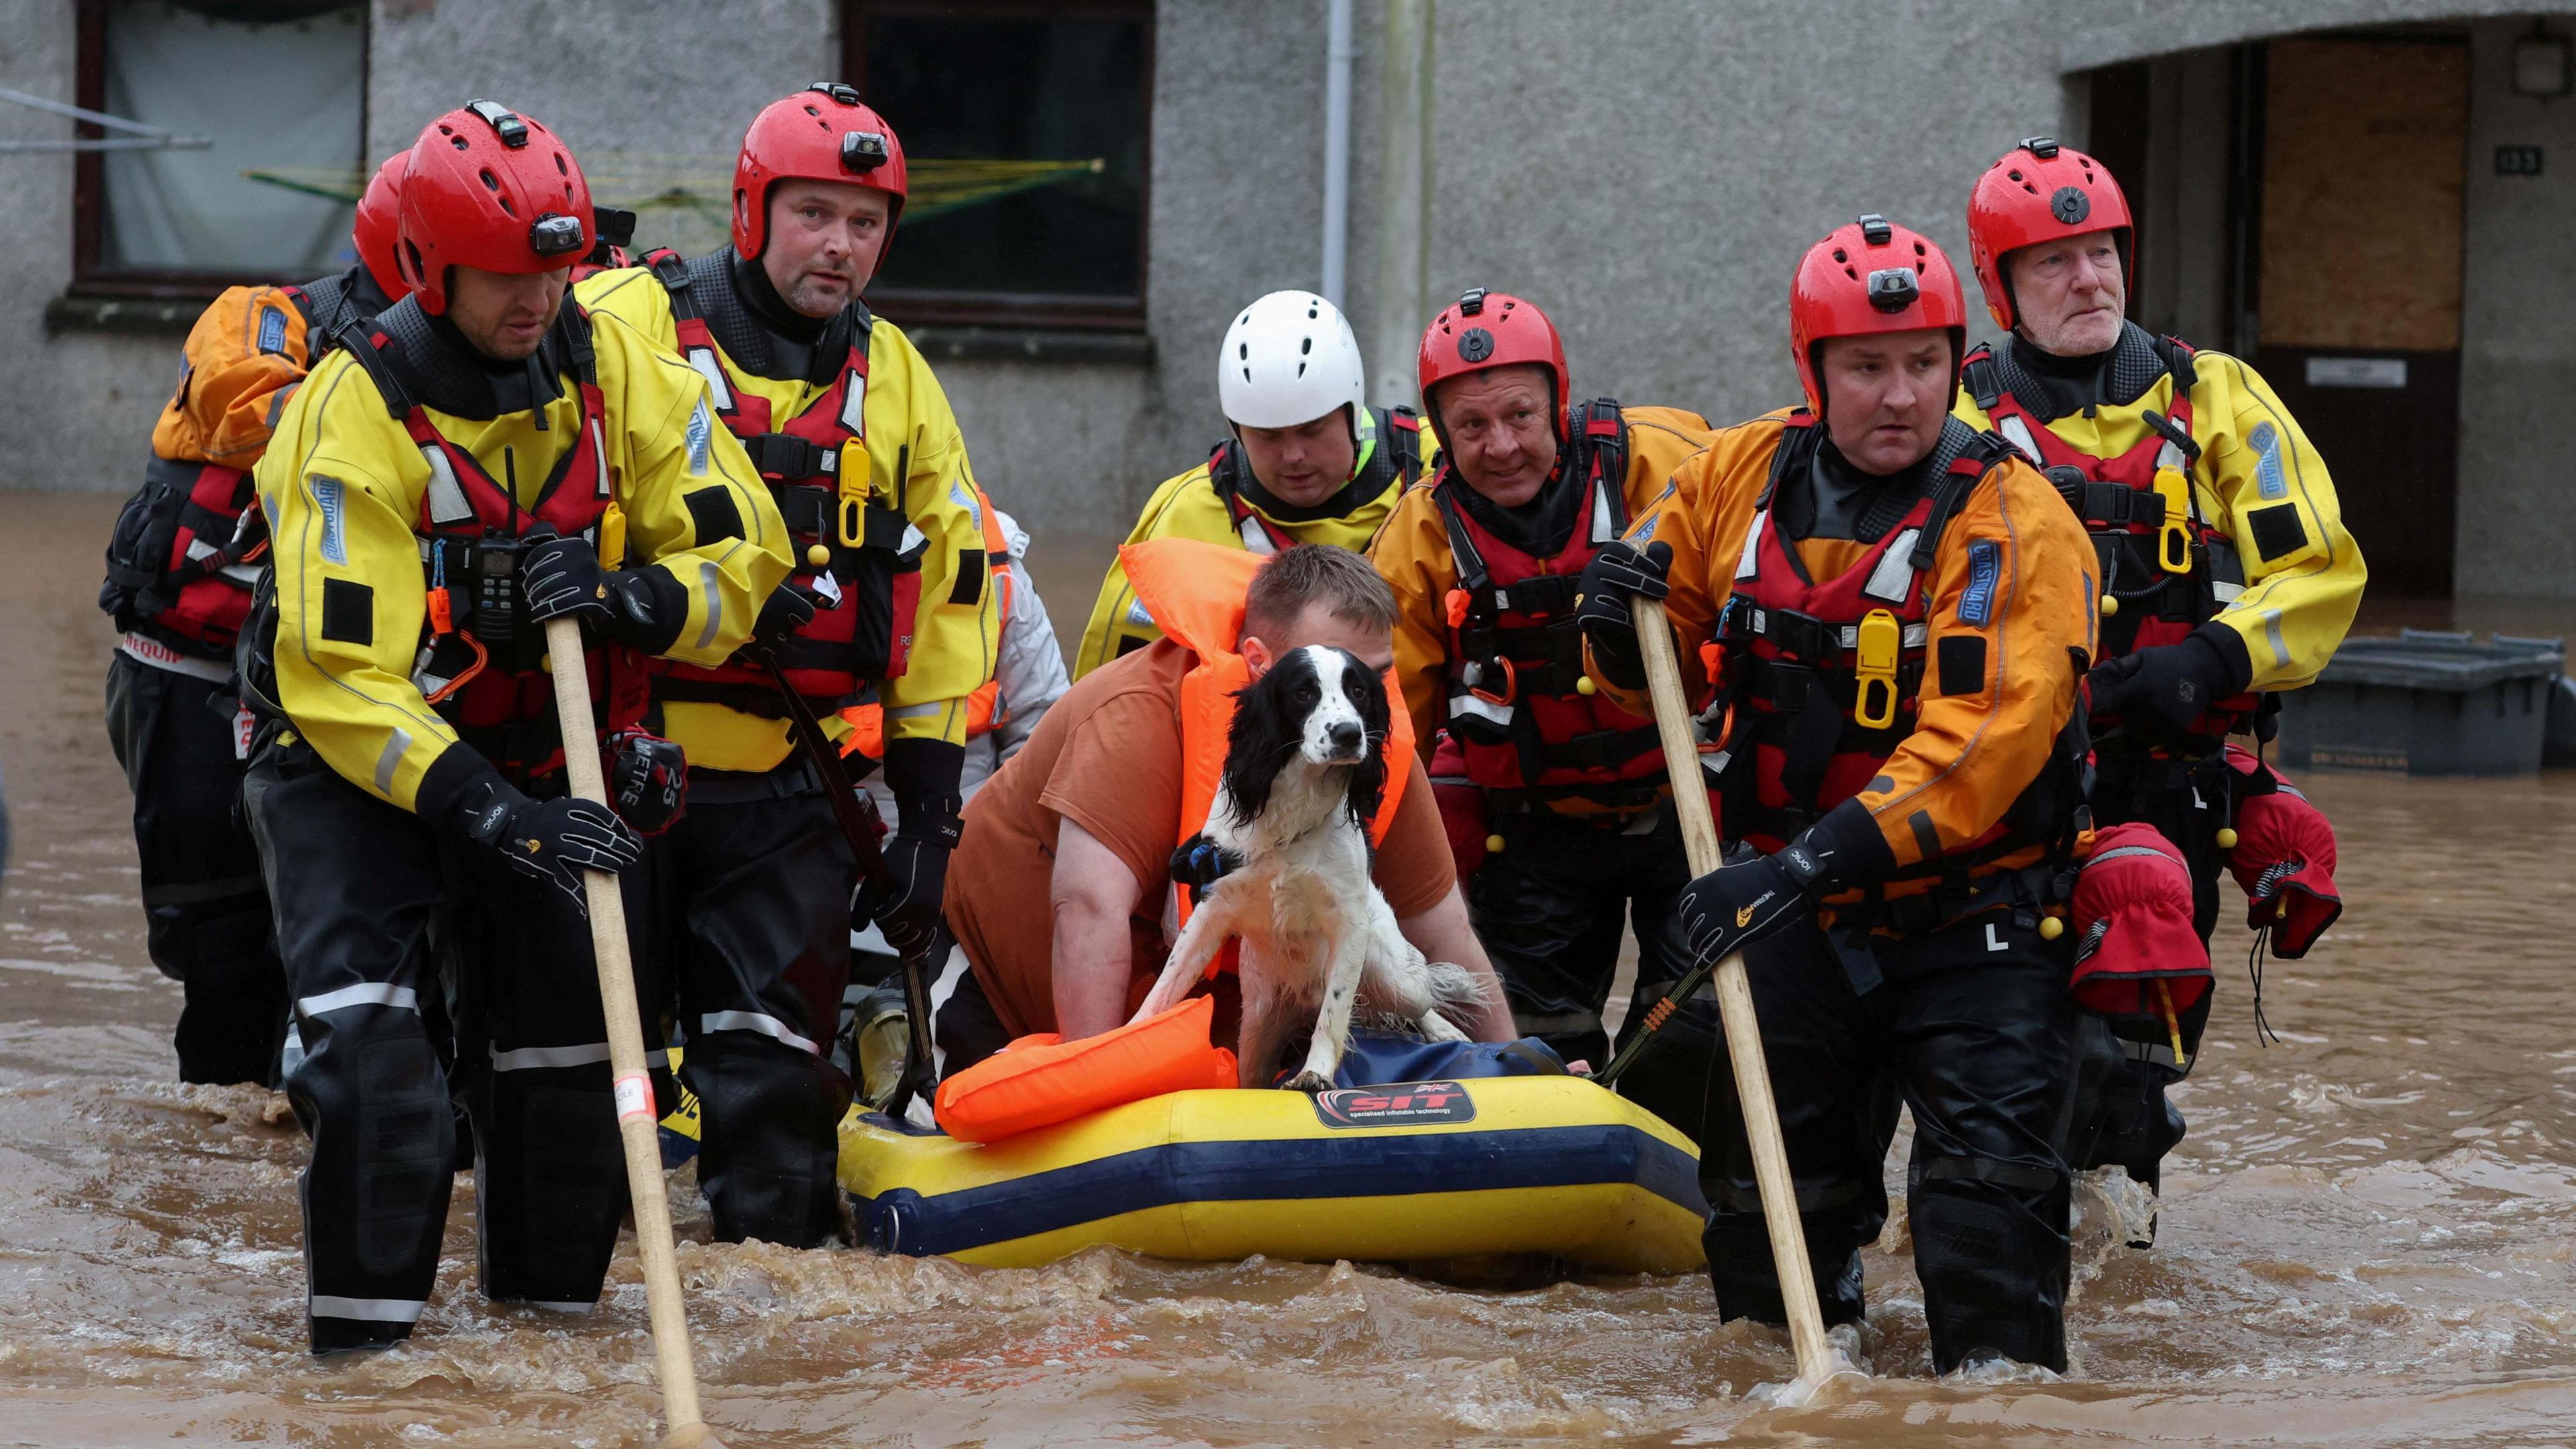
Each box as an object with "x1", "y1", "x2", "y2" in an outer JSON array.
[
  {"x1": 103, "y1": 652, "x2": 286, "y2": 1086},
  {"x1": 1466, "y1": 800, "x2": 1717, "y2": 1144},
  {"x1": 246, "y1": 745, "x2": 659, "y2": 1354},
  {"x1": 1699, "y1": 910, "x2": 2077, "y2": 1373},
  {"x1": 655, "y1": 768, "x2": 855, "y2": 1248},
  {"x1": 2063, "y1": 752, "x2": 2229, "y2": 1195}
]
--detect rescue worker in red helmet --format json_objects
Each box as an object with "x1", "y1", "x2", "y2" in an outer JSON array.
[
  {"x1": 1075, "y1": 289, "x2": 1430, "y2": 676},
  {"x1": 239, "y1": 101, "x2": 786, "y2": 1353},
  {"x1": 576, "y1": 83, "x2": 999, "y2": 1244},
  {"x1": 98, "y1": 150, "x2": 411, "y2": 1087},
  {"x1": 1366, "y1": 288, "x2": 1720, "y2": 1140},
  {"x1": 1957, "y1": 138, "x2": 2365, "y2": 1212},
  {"x1": 1575, "y1": 216, "x2": 2096, "y2": 1372}
]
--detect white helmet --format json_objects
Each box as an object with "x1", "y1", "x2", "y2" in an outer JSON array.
[{"x1": 1217, "y1": 290, "x2": 1367, "y2": 429}]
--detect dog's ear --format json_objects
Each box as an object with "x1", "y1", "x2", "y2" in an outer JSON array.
[
  {"x1": 1340, "y1": 649, "x2": 1392, "y2": 830},
  {"x1": 1221, "y1": 653, "x2": 1301, "y2": 828}
]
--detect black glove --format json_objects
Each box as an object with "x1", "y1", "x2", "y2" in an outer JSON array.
[
  {"x1": 520, "y1": 526, "x2": 674, "y2": 651},
  {"x1": 1676, "y1": 800, "x2": 1890, "y2": 967},
  {"x1": 1574, "y1": 539, "x2": 1672, "y2": 690},
  {"x1": 1171, "y1": 834, "x2": 1244, "y2": 906},
  {"x1": 445, "y1": 765, "x2": 642, "y2": 912},
  {"x1": 604, "y1": 727, "x2": 688, "y2": 836},
  {"x1": 2086, "y1": 627, "x2": 2250, "y2": 735},
  {"x1": 867, "y1": 737, "x2": 966, "y2": 957},
  {"x1": 752, "y1": 580, "x2": 824, "y2": 647}
]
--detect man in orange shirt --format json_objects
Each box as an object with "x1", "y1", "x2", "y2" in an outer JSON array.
[{"x1": 938, "y1": 542, "x2": 1513, "y2": 1075}]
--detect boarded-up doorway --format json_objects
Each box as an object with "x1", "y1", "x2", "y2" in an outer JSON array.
[{"x1": 2252, "y1": 36, "x2": 2467, "y2": 600}]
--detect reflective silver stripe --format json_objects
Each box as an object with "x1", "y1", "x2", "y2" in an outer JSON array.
[
  {"x1": 2121, "y1": 1039, "x2": 2182, "y2": 1069},
  {"x1": 687, "y1": 347, "x2": 733, "y2": 411},
  {"x1": 118, "y1": 635, "x2": 233, "y2": 684},
  {"x1": 2085, "y1": 845, "x2": 2176, "y2": 867},
  {"x1": 886, "y1": 700, "x2": 943, "y2": 720},
  {"x1": 694, "y1": 561, "x2": 723, "y2": 649},
  {"x1": 311, "y1": 1294, "x2": 427, "y2": 1324},
  {"x1": 2263, "y1": 608, "x2": 2288, "y2": 669},
  {"x1": 1862, "y1": 529, "x2": 1919, "y2": 603},
  {"x1": 488, "y1": 1042, "x2": 668, "y2": 1072},
  {"x1": 2212, "y1": 579, "x2": 2244, "y2": 603},
  {"x1": 219, "y1": 561, "x2": 264, "y2": 586},
  {"x1": 1735, "y1": 511, "x2": 1767, "y2": 580},
  {"x1": 1125, "y1": 597, "x2": 1155, "y2": 627},
  {"x1": 1590, "y1": 478, "x2": 1617, "y2": 544},
  {"x1": 299, "y1": 982, "x2": 418, "y2": 1016},
  {"x1": 700, "y1": 1010, "x2": 821, "y2": 1057},
  {"x1": 590, "y1": 417, "x2": 610, "y2": 498},
  {"x1": 839, "y1": 368, "x2": 867, "y2": 435},
  {"x1": 1835, "y1": 621, "x2": 1930, "y2": 649},
  {"x1": 1449, "y1": 692, "x2": 1512, "y2": 728},
  {"x1": 1996, "y1": 415, "x2": 2042, "y2": 464},
  {"x1": 421, "y1": 445, "x2": 474, "y2": 525},
  {"x1": 1239, "y1": 516, "x2": 1278, "y2": 555},
  {"x1": 372, "y1": 728, "x2": 413, "y2": 796}
]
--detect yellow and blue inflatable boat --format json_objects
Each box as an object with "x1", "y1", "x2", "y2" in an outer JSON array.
[{"x1": 834, "y1": 1075, "x2": 1708, "y2": 1273}]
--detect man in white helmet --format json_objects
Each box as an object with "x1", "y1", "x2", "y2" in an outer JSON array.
[{"x1": 1074, "y1": 290, "x2": 1428, "y2": 676}]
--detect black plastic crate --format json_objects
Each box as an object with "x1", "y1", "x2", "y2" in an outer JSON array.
[{"x1": 2276, "y1": 630, "x2": 2566, "y2": 776}]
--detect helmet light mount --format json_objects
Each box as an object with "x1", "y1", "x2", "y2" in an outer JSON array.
[
  {"x1": 1859, "y1": 213, "x2": 1894, "y2": 246},
  {"x1": 2020, "y1": 135, "x2": 2062, "y2": 160},
  {"x1": 1866, "y1": 267, "x2": 1921, "y2": 313},
  {"x1": 466, "y1": 99, "x2": 529, "y2": 149},
  {"x1": 527, "y1": 211, "x2": 586, "y2": 259},
  {"x1": 806, "y1": 80, "x2": 864, "y2": 107},
  {"x1": 841, "y1": 130, "x2": 891, "y2": 174}
]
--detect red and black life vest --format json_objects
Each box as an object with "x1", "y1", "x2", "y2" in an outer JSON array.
[
  {"x1": 348, "y1": 305, "x2": 645, "y2": 781},
  {"x1": 641, "y1": 248, "x2": 920, "y2": 716},
  {"x1": 1964, "y1": 335, "x2": 2257, "y2": 743},
  {"x1": 99, "y1": 279, "x2": 365, "y2": 659},
  {"x1": 1436, "y1": 399, "x2": 1665, "y2": 801},
  {"x1": 1204, "y1": 405, "x2": 1424, "y2": 554},
  {"x1": 1708, "y1": 416, "x2": 2082, "y2": 906}
]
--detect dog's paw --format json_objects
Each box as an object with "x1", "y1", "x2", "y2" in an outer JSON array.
[{"x1": 1282, "y1": 1069, "x2": 1334, "y2": 1095}]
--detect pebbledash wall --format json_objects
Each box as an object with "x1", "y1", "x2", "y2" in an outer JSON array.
[{"x1": 2, "y1": 0, "x2": 2570, "y2": 596}]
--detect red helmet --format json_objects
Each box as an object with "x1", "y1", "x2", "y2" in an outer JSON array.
[
  {"x1": 1415, "y1": 288, "x2": 1570, "y2": 439},
  {"x1": 1966, "y1": 136, "x2": 2134, "y2": 331},
  {"x1": 351, "y1": 152, "x2": 410, "y2": 302},
  {"x1": 733, "y1": 82, "x2": 910, "y2": 266},
  {"x1": 1788, "y1": 214, "x2": 1970, "y2": 413},
  {"x1": 396, "y1": 101, "x2": 592, "y2": 317}
]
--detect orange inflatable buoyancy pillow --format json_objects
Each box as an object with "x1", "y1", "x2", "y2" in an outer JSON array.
[{"x1": 932, "y1": 994, "x2": 1238, "y2": 1143}]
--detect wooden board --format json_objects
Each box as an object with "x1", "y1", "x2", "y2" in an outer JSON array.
[{"x1": 2259, "y1": 38, "x2": 2467, "y2": 351}]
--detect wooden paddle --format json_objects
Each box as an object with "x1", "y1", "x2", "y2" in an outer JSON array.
[
  {"x1": 1629, "y1": 596, "x2": 1834, "y2": 1386},
  {"x1": 544, "y1": 615, "x2": 727, "y2": 1449}
]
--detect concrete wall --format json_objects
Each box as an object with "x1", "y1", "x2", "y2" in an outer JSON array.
[
  {"x1": 0, "y1": 4, "x2": 176, "y2": 498},
  {"x1": 2457, "y1": 14, "x2": 2576, "y2": 600}
]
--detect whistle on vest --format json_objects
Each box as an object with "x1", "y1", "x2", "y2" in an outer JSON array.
[
  {"x1": 2152, "y1": 458, "x2": 2193, "y2": 576},
  {"x1": 598, "y1": 502, "x2": 627, "y2": 569},
  {"x1": 1462, "y1": 655, "x2": 1517, "y2": 706},
  {"x1": 1852, "y1": 608, "x2": 1902, "y2": 731}
]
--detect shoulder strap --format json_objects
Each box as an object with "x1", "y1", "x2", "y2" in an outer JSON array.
[
  {"x1": 345, "y1": 327, "x2": 415, "y2": 421},
  {"x1": 1205, "y1": 437, "x2": 1244, "y2": 511},
  {"x1": 2153, "y1": 333, "x2": 2199, "y2": 400},
  {"x1": 1381, "y1": 405, "x2": 1424, "y2": 484},
  {"x1": 1909, "y1": 427, "x2": 2012, "y2": 572},
  {"x1": 1960, "y1": 342, "x2": 2004, "y2": 412},
  {"x1": 1430, "y1": 473, "x2": 1492, "y2": 596},
  {"x1": 645, "y1": 247, "x2": 693, "y2": 310},
  {"x1": 1758, "y1": 411, "x2": 1820, "y2": 509},
  {"x1": 1569, "y1": 398, "x2": 1629, "y2": 535}
]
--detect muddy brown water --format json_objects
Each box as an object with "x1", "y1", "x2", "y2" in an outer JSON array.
[{"x1": 6, "y1": 488, "x2": 2576, "y2": 1446}]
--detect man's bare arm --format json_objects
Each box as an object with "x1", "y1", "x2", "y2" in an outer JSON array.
[
  {"x1": 1397, "y1": 884, "x2": 1517, "y2": 1042},
  {"x1": 1051, "y1": 817, "x2": 1148, "y2": 1040}
]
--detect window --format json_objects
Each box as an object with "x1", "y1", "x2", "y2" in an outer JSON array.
[
  {"x1": 74, "y1": 0, "x2": 368, "y2": 294},
  {"x1": 845, "y1": 0, "x2": 1152, "y2": 330}
]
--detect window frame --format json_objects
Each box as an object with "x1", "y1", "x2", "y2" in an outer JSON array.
[
  {"x1": 68, "y1": 0, "x2": 372, "y2": 300},
  {"x1": 841, "y1": 0, "x2": 1153, "y2": 333}
]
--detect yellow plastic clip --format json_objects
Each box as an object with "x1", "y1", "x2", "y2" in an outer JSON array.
[
  {"x1": 839, "y1": 495, "x2": 865, "y2": 549},
  {"x1": 1853, "y1": 608, "x2": 1902, "y2": 730},
  {"x1": 598, "y1": 502, "x2": 627, "y2": 570},
  {"x1": 2153, "y1": 464, "x2": 2193, "y2": 576}
]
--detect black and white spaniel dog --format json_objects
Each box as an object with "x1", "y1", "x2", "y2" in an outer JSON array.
[{"x1": 1134, "y1": 644, "x2": 1487, "y2": 1091}]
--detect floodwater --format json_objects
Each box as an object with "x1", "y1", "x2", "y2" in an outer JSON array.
[{"x1": 7, "y1": 487, "x2": 2576, "y2": 1446}]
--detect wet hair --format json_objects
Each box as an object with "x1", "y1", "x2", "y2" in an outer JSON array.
[{"x1": 1242, "y1": 543, "x2": 1397, "y2": 645}]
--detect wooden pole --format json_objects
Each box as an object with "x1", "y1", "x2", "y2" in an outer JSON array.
[
  {"x1": 544, "y1": 616, "x2": 724, "y2": 1449},
  {"x1": 1629, "y1": 596, "x2": 1834, "y2": 1385}
]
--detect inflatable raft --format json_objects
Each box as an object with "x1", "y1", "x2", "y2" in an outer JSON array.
[{"x1": 836, "y1": 1075, "x2": 1709, "y2": 1273}]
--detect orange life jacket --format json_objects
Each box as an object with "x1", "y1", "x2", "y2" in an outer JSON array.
[
  {"x1": 1118, "y1": 535, "x2": 1413, "y2": 939},
  {"x1": 839, "y1": 489, "x2": 1012, "y2": 759},
  {"x1": 1964, "y1": 336, "x2": 2255, "y2": 743}
]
